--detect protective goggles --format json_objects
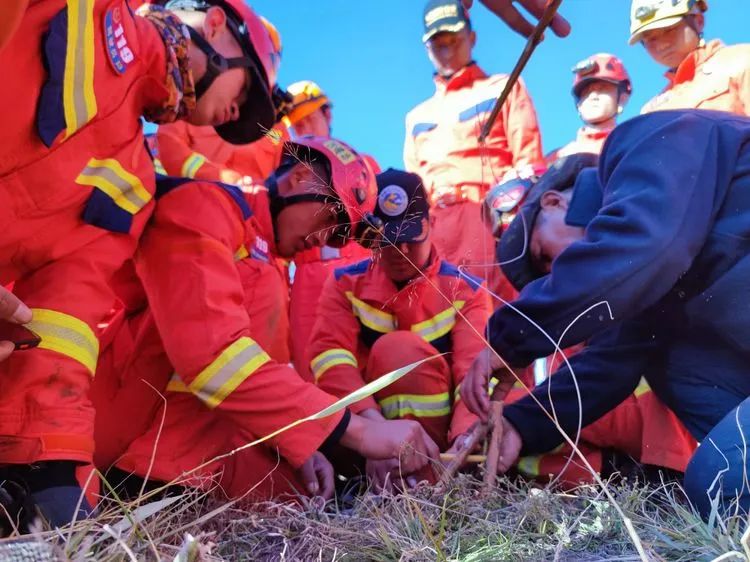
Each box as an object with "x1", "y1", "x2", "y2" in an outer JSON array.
[
  {"x1": 572, "y1": 58, "x2": 598, "y2": 77},
  {"x1": 483, "y1": 178, "x2": 536, "y2": 240}
]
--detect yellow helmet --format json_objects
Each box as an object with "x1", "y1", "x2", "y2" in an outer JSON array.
[
  {"x1": 286, "y1": 80, "x2": 331, "y2": 125},
  {"x1": 629, "y1": 0, "x2": 707, "y2": 45}
]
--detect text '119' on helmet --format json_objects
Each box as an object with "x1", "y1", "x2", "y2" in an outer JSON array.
[
  {"x1": 275, "y1": 136, "x2": 377, "y2": 247},
  {"x1": 571, "y1": 53, "x2": 632, "y2": 102},
  {"x1": 629, "y1": 0, "x2": 708, "y2": 45},
  {"x1": 165, "y1": 0, "x2": 278, "y2": 144}
]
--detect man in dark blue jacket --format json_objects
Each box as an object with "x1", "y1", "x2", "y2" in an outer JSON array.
[{"x1": 461, "y1": 109, "x2": 750, "y2": 517}]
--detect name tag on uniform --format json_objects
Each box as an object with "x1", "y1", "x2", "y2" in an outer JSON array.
[{"x1": 104, "y1": 6, "x2": 135, "y2": 75}]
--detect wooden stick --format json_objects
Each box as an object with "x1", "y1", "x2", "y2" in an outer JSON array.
[
  {"x1": 478, "y1": 0, "x2": 565, "y2": 142},
  {"x1": 439, "y1": 453, "x2": 487, "y2": 464},
  {"x1": 437, "y1": 422, "x2": 488, "y2": 487},
  {"x1": 483, "y1": 401, "x2": 505, "y2": 493}
]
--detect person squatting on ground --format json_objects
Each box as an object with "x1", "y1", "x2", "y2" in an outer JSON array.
[
  {"x1": 0, "y1": 0, "x2": 279, "y2": 527},
  {"x1": 630, "y1": 0, "x2": 750, "y2": 115},
  {"x1": 404, "y1": 0, "x2": 543, "y2": 305},
  {"x1": 480, "y1": 157, "x2": 696, "y2": 485},
  {"x1": 307, "y1": 169, "x2": 491, "y2": 492},
  {"x1": 92, "y1": 137, "x2": 440, "y2": 503},
  {"x1": 461, "y1": 109, "x2": 750, "y2": 519}
]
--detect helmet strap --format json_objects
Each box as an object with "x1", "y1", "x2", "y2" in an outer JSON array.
[{"x1": 187, "y1": 26, "x2": 254, "y2": 99}]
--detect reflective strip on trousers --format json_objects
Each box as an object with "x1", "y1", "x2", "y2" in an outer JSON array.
[
  {"x1": 76, "y1": 158, "x2": 152, "y2": 214},
  {"x1": 454, "y1": 376, "x2": 524, "y2": 402},
  {"x1": 379, "y1": 392, "x2": 451, "y2": 419},
  {"x1": 26, "y1": 308, "x2": 99, "y2": 375},
  {"x1": 310, "y1": 348, "x2": 358, "y2": 382},
  {"x1": 181, "y1": 152, "x2": 207, "y2": 178},
  {"x1": 189, "y1": 337, "x2": 271, "y2": 408},
  {"x1": 63, "y1": 0, "x2": 97, "y2": 137},
  {"x1": 411, "y1": 301, "x2": 465, "y2": 342},
  {"x1": 634, "y1": 377, "x2": 651, "y2": 398},
  {"x1": 345, "y1": 292, "x2": 396, "y2": 333}
]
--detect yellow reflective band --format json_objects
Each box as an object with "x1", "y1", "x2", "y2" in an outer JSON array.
[
  {"x1": 63, "y1": 0, "x2": 97, "y2": 138},
  {"x1": 518, "y1": 455, "x2": 543, "y2": 477},
  {"x1": 153, "y1": 158, "x2": 168, "y2": 176},
  {"x1": 76, "y1": 158, "x2": 152, "y2": 215},
  {"x1": 310, "y1": 348, "x2": 358, "y2": 382},
  {"x1": 181, "y1": 152, "x2": 206, "y2": 178},
  {"x1": 454, "y1": 375, "x2": 508, "y2": 403},
  {"x1": 345, "y1": 292, "x2": 396, "y2": 334},
  {"x1": 166, "y1": 372, "x2": 190, "y2": 393},
  {"x1": 379, "y1": 392, "x2": 451, "y2": 419},
  {"x1": 26, "y1": 309, "x2": 99, "y2": 376},
  {"x1": 189, "y1": 337, "x2": 271, "y2": 409},
  {"x1": 634, "y1": 377, "x2": 652, "y2": 398},
  {"x1": 411, "y1": 301, "x2": 465, "y2": 342},
  {"x1": 234, "y1": 245, "x2": 250, "y2": 262}
]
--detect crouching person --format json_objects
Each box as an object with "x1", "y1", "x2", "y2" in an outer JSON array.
[
  {"x1": 307, "y1": 169, "x2": 492, "y2": 492},
  {"x1": 92, "y1": 139, "x2": 439, "y2": 502}
]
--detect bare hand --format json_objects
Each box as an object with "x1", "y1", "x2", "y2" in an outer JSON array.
[
  {"x1": 464, "y1": 0, "x2": 571, "y2": 38},
  {"x1": 461, "y1": 349, "x2": 514, "y2": 421},
  {"x1": 489, "y1": 417, "x2": 523, "y2": 474},
  {"x1": 342, "y1": 416, "x2": 440, "y2": 475},
  {"x1": 366, "y1": 458, "x2": 419, "y2": 494},
  {"x1": 298, "y1": 452, "x2": 334, "y2": 500},
  {"x1": 0, "y1": 287, "x2": 31, "y2": 362}
]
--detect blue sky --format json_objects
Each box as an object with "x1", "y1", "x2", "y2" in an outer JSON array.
[{"x1": 248, "y1": 0, "x2": 750, "y2": 170}]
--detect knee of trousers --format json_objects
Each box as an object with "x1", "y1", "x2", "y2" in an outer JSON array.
[{"x1": 366, "y1": 331, "x2": 450, "y2": 392}]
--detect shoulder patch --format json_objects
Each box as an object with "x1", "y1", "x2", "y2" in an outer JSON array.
[
  {"x1": 104, "y1": 5, "x2": 135, "y2": 75},
  {"x1": 334, "y1": 259, "x2": 372, "y2": 281},
  {"x1": 155, "y1": 175, "x2": 252, "y2": 220},
  {"x1": 438, "y1": 261, "x2": 483, "y2": 292}
]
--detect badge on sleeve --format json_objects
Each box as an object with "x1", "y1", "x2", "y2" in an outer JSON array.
[{"x1": 104, "y1": 6, "x2": 135, "y2": 75}]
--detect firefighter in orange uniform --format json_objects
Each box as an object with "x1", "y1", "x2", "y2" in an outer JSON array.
[
  {"x1": 546, "y1": 54, "x2": 631, "y2": 163},
  {"x1": 631, "y1": 0, "x2": 750, "y2": 115},
  {"x1": 155, "y1": 15, "x2": 290, "y2": 184},
  {"x1": 285, "y1": 80, "x2": 376, "y2": 381},
  {"x1": 93, "y1": 138, "x2": 440, "y2": 501},
  {"x1": 0, "y1": 0, "x2": 279, "y2": 526},
  {"x1": 404, "y1": 0, "x2": 543, "y2": 306},
  {"x1": 307, "y1": 169, "x2": 491, "y2": 491}
]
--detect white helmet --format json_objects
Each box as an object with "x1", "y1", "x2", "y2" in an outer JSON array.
[{"x1": 629, "y1": 0, "x2": 707, "y2": 45}]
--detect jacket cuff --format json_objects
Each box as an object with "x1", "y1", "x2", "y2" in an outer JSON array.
[
  {"x1": 503, "y1": 399, "x2": 564, "y2": 457},
  {"x1": 318, "y1": 409, "x2": 351, "y2": 457}
]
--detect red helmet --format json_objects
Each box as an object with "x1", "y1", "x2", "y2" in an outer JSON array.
[
  {"x1": 166, "y1": 0, "x2": 278, "y2": 144},
  {"x1": 482, "y1": 177, "x2": 539, "y2": 240},
  {"x1": 277, "y1": 136, "x2": 377, "y2": 247},
  {"x1": 572, "y1": 53, "x2": 632, "y2": 101}
]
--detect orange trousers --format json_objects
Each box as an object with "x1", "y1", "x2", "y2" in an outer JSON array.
[
  {"x1": 94, "y1": 259, "x2": 301, "y2": 500},
  {"x1": 0, "y1": 205, "x2": 150, "y2": 465},
  {"x1": 431, "y1": 201, "x2": 517, "y2": 306},
  {"x1": 365, "y1": 331, "x2": 457, "y2": 452}
]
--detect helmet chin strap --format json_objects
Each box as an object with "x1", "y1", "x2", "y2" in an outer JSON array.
[
  {"x1": 187, "y1": 26, "x2": 253, "y2": 98},
  {"x1": 264, "y1": 174, "x2": 345, "y2": 244}
]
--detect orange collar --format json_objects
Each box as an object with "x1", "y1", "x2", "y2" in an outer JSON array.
[
  {"x1": 358, "y1": 247, "x2": 442, "y2": 302},
  {"x1": 434, "y1": 63, "x2": 487, "y2": 93},
  {"x1": 577, "y1": 126, "x2": 612, "y2": 143},
  {"x1": 665, "y1": 39, "x2": 725, "y2": 86}
]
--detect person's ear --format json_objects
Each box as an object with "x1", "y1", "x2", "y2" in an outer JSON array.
[
  {"x1": 539, "y1": 190, "x2": 569, "y2": 211},
  {"x1": 693, "y1": 13, "x2": 705, "y2": 34},
  {"x1": 469, "y1": 29, "x2": 477, "y2": 48},
  {"x1": 202, "y1": 6, "x2": 227, "y2": 41}
]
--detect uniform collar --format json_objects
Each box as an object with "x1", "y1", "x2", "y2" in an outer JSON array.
[
  {"x1": 666, "y1": 39, "x2": 725, "y2": 86},
  {"x1": 359, "y1": 246, "x2": 442, "y2": 302},
  {"x1": 577, "y1": 125, "x2": 613, "y2": 143},
  {"x1": 434, "y1": 62, "x2": 486, "y2": 93}
]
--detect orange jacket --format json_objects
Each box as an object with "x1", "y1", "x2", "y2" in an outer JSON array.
[
  {"x1": 156, "y1": 120, "x2": 290, "y2": 183},
  {"x1": 0, "y1": 0, "x2": 168, "y2": 256},
  {"x1": 120, "y1": 177, "x2": 344, "y2": 468},
  {"x1": 404, "y1": 63, "x2": 543, "y2": 205},
  {"x1": 307, "y1": 250, "x2": 492, "y2": 441},
  {"x1": 641, "y1": 40, "x2": 750, "y2": 115},
  {"x1": 545, "y1": 126, "x2": 611, "y2": 165}
]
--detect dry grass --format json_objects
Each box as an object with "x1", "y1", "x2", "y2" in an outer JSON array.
[{"x1": 4, "y1": 473, "x2": 748, "y2": 561}]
